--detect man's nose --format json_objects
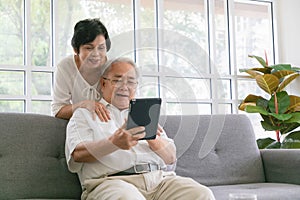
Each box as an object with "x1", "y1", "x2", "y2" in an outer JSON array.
[{"x1": 118, "y1": 80, "x2": 131, "y2": 90}]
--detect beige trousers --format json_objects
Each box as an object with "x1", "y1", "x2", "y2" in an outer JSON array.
[{"x1": 81, "y1": 170, "x2": 215, "y2": 200}]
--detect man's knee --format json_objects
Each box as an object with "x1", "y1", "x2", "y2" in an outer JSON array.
[
  {"x1": 186, "y1": 179, "x2": 215, "y2": 200},
  {"x1": 172, "y1": 176, "x2": 215, "y2": 200},
  {"x1": 191, "y1": 184, "x2": 215, "y2": 200}
]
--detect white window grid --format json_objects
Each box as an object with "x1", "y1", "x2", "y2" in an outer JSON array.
[{"x1": 0, "y1": 0, "x2": 275, "y2": 116}]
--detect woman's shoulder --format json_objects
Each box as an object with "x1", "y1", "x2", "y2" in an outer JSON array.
[
  {"x1": 57, "y1": 55, "x2": 75, "y2": 67},
  {"x1": 56, "y1": 55, "x2": 77, "y2": 72}
]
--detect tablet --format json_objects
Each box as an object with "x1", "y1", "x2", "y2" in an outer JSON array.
[{"x1": 126, "y1": 98, "x2": 162, "y2": 140}]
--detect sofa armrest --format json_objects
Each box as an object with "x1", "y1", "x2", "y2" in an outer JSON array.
[{"x1": 260, "y1": 149, "x2": 300, "y2": 185}]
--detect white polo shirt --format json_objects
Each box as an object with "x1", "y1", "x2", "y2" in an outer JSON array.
[{"x1": 65, "y1": 98, "x2": 175, "y2": 185}]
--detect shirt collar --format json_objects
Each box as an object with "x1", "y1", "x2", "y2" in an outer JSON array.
[
  {"x1": 99, "y1": 98, "x2": 129, "y2": 112},
  {"x1": 99, "y1": 98, "x2": 111, "y2": 108}
]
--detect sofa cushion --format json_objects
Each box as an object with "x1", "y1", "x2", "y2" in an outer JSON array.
[
  {"x1": 261, "y1": 149, "x2": 300, "y2": 185},
  {"x1": 0, "y1": 113, "x2": 81, "y2": 199},
  {"x1": 210, "y1": 183, "x2": 300, "y2": 200},
  {"x1": 160, "y1": 114, "x2": 265, "y2": 186}
]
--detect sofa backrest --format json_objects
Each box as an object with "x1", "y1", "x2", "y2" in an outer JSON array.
[
  {"x1": 160, "y1": 114, "x2": 265, "y2": 186},
  {"x1": 0, "y1": 113, "x2": 265, "y2": 198},
  {"x1": 0, "y1": 113, "x2": 81, "y2": 199}
]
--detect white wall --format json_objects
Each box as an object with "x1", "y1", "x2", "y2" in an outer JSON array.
[
  {"x1": 276, "y1": 0, "x2": 300, "y2": 65},
  {"x1": 275, "y1": 0, "x2": 300, "y2": 92}
]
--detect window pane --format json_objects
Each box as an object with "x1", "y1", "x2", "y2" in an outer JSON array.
[
  {"x1": 217, "y1": 79, "x2": 231, "y2": 99},
  {"x1": 137, "y1": 0, "x2": 155, "y2": 29},
  {"x1": 138, "y1": 50, "x2": 158, "y2": 72},
  {"x1": 234, "y1": 1, "x2": 274, "y2": 73},
  {"x1": 166, "y1": 102, "x2": 211, "y2": 115},
  {"x1": 54, "y1": 0, "x2": 81, "y2": 61},
  {"x1": 213, "y1": 0, "x2": 230, "y2": 75},
  {"x1": 160, "y1": 50, "x2": 207, "y2": 77},
  {"x1": 0, "y1": 71, "x2": 24, "y2": 95},
  {"x1": 55, "y1": 0, "x2": 133, "y2": 62},
  {"x1": 31, "y1": 0, "x2": 51, "y2": 66},
  {"x1": 137, "y1": 76, "x2": 159, "y2": 98},
  {"x1": 218, "y1": 103, "x2": 232, "y2": 114},
  {"x1": 164, "y1": 77, "x2": 210, "y2": 100},
  {"x1": 162, "y1": 0, "x2": 209, "y2": 75},
  {"x1": 0, "y1": 0, "x2": 24, "y2": 65},
  {"x1": 31, "y1": 100, "x2": 51, "y2": 115},
  {"x1": 0, "y1": 100, "x2": 24, "y2": 112},
  {"x1": 135, "y1": 1, "x2": 157, "y2": 72},
  {"x1": 31, "y1": 72, "x2": 52, "y2": 95}
]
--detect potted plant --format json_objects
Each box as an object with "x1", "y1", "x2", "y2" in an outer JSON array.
[{"x1": 238, "y1": 54, "x2": 300, "y2": 149}]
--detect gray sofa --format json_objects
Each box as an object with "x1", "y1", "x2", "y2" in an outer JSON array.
[{"x1": 1, "y1": 113, "x2": 300, "y2": 200}]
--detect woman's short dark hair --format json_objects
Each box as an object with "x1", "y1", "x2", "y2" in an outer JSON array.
[{"x1": 71, "y1": 18, "x2": 111, "y2": 53}]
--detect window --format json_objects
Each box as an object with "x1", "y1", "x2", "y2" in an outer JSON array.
[{"x1": 0, "y1": 0, "x2": 275, "y2": 123}]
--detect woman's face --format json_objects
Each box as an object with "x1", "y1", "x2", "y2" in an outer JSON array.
[{"x1": 76, "y1": 35, "x2": 107, "y2": 69}]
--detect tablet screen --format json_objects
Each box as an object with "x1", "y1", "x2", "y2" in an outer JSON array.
[{"x1": 126, "y1": 98, "x2": 162, "y2": 140}]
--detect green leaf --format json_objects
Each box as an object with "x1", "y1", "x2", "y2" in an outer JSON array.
[
  {"x1": 243, "y1": 94, "x2": 264, "y2": 103},
  {"x1": 270, "y1": 64, "x2": 292, "y2": 71},
  {"x1": 249, "y1": 55, "x2": 268, "y2": 67},
  {"x1": 269, "y1": 91, "x2": 290, "y2": 114},
  {"x1": 288, "y1": 96, "x2": 300, "y2": 112},
  {"x1": 261, "y1": 120, "x2": 279, "y2": 131},
  {"x1": 281, "y1": 138, "x2": 300, "y2": 148},
  {"x1": 291, "y1": 67, "x2": 300, "y2": 71},
  {"x1": 240, "y1": 67, "x2": 272, "y2": 75},
  {"x1": 257, "y1": 138, "x2": 276, "y2": 149},
  {"x1": 284, "y1": 112, "x2": 300, "y2": 123},
  {"x1": 261, "y1": 114, "x2": 275, "y2": 126},
  {"x1": 245, "y1": 105, "x2": 269, "y2": 115},
  {"x1": 279, "y1": 122, "x2": 300, "y2": 134},
  {"x1": 243, "y1": 69, "x2": 262, "y2": 78},
  {"x1": 255, "y1": 74, "x2": 279, "y2": 95},
  {"x1": 284, "y1": 131, "x2": 300, "y2": 140},
  {"x1": 277, "y1": 73, "x2": 300, "y2": 91},
  {"x1": 266, "y1": 141, "x2": 281, "y2": 149},
  {"x1": 257, "y1": 97, "x2": 269, "y2": 109},
  {"x1": 272, "y1": 70, "x2": 295, "y2": 79},
  {"x1": 268, "y1": 113, "x2": 292, "y2": 121}
]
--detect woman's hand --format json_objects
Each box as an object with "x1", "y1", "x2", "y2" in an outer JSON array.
[
  {"x1": 94, "y1": 101, "x2": 111, "y2": 121},
  {"x1": 79, "y1": 100, "x2": 111, "y2": 121}
]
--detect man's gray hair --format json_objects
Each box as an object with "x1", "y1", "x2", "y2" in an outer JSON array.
[{"x1": 101, "y1": 57, "x2": 140, "y2": 79}]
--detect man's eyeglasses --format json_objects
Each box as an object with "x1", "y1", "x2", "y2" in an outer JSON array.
[{"x1": 103, "y1": 77, "x2": 138, "y2": 89}]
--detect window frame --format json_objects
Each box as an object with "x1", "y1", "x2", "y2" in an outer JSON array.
[{"x1": 0, "y1": 0, "x2": 276, "y2": 117}]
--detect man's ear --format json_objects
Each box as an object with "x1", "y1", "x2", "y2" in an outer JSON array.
[{"x1": 100, "y1": 78, "x2": 105, "y2": 92}]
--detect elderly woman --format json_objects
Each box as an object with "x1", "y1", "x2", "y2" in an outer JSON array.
[{"x1": 52, "y1": 18, "x2": 111, "y2": 121}]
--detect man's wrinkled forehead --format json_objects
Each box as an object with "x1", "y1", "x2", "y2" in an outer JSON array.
[{"x1": 107, "y1": 62, "x2": 137, "y2": 79}]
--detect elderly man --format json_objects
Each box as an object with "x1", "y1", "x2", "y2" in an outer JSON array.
[{"x1": 65, "y1": 57, "x2": 215, "y2": 200}]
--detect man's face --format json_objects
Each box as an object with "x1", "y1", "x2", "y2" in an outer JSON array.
[
  {"x1": 101, "y1": 61, "x2": 137, "y2": 110},
  {"x1": 76, "y1": 35, "x2": 107, "y2": 68}
]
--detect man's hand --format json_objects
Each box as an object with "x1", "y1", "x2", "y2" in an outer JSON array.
[
  {"x1": 109, "y1": 123, "x2": 145, "y2": 150},
  {"x1": 146, "y1": 124, "x2": 177, "y2": 164}
]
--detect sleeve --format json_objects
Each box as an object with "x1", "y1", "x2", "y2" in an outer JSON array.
[
  {"x1": 160, "y1": 128, "x2": 175, "y2": 144},
  {"x1": 65, "y1": 108, "x2": 94, "y2": 172},
  {"x1": 51, "y1": 62, "x2": 72, "y2": 116},
  {"x1": 160, "y1": 128, "x2": 177, "y2": 171}
]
